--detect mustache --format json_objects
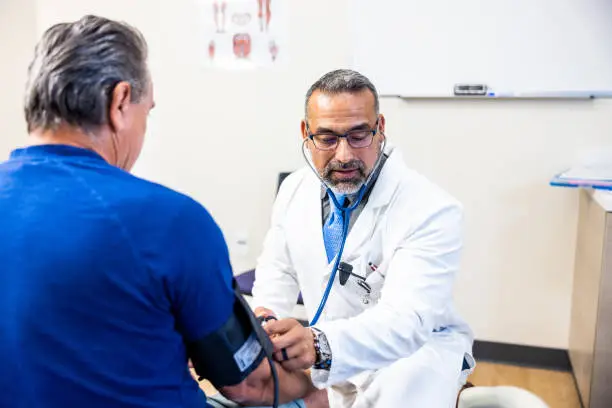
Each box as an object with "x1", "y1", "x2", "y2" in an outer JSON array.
[{"x1": 322, "y1": 160, "x2": 366, "y2": 178}]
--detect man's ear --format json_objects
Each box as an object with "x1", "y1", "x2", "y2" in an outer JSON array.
[
  {"x1": 300, "y1": 119, "x2": 308, "y2": 141},
  {"x1": 378, "y1": 113, "x2": 386, "y2": 139},
  {"x1": 108, "y1": 81, "x2": 132, "y2": 132}
]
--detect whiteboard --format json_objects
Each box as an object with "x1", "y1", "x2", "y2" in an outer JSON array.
[{"x1": 349, "y1": 0, "x2": 612, "y2": 98}]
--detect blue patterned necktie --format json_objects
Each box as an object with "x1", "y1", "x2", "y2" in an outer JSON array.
[{"x1": 323, "y1": 194, "x2": 347, "y2": 264}]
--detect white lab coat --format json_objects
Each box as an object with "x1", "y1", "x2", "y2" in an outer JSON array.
[{"x1": 251, "y1": 146, "x2": 474, "y2": 407}]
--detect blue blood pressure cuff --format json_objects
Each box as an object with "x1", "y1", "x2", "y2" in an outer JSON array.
[{"x1": 186, "y1": 279, "x2": 274, "y2": 387}]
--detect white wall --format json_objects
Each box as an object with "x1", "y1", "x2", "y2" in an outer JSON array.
[
  {"x1": 0, "y1": 0, "x2": 37, "y2": 153},
  {"x1": 3, "y1": 0, "x2": 612, "y2": 349},
  {"x1": 389, "y1": 97, "x2": 612, "y2": 348}
]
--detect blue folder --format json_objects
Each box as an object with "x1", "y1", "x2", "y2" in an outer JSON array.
[{"x1": 550, "y1": 171, "x2": 612, "y2": 191}]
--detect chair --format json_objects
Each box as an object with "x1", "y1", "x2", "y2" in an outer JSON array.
[
  {"x1": 457, "y1": 386, "x2": 549, "y2": 408},
  {"x1": 235, "y1": 268, "x2": 304, "y2": 306},
  {"x1": 276, "y1": 171, "x2": 292, "y2": 194}
]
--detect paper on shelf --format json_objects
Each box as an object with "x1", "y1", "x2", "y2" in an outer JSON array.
[{"x1": 558, "y1": 165, "x2": 612, "y2": 182}]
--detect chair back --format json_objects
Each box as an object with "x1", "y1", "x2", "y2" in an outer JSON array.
[{"x1": 277, "y1": 172, "x2": 292, "y2": 194}]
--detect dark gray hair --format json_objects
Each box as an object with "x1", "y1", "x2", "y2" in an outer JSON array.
[
  {"x1": 304, "y1": 69, "x2": 379, "y2": 118},
  {"x1": 24, "y1": 15, "x2": 149, "y2": 132}
]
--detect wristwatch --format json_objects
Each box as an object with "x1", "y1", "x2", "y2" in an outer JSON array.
[{"x1": 310, "y1": 327, "x2": 332, "y2": 371}]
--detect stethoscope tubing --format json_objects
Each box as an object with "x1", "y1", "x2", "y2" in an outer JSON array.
[{"x1": 301, "y1": 137, "x2": 387, "y2": 325}]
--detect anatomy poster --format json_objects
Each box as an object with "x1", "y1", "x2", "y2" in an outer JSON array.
[{"x1": 197, "y1": 0, "x2": 288, "y2": 70}]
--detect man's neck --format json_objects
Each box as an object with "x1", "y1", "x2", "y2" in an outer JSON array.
[{"x1": 29, "y1": 124, "x2": 117, "y2": 166}]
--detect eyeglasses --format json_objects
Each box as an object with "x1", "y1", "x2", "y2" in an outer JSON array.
[{"x1": 306, "y1": 120, "x2": 379, "y2": 151}]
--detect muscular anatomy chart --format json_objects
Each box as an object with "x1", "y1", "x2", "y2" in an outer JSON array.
[
  {"x1": 257, "y1": 0, "x2": 271, "y2": 32},
  {"x1": 198, "y1": 0, "x2": 288, "y2": 69},
  {"x1": 213, "y1": 1, "x2": 227, "y2": 32}
]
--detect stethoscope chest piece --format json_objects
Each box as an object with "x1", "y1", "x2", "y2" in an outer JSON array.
[{"x1": 337, "y1": 262, "x2": 353, "y2": 285}]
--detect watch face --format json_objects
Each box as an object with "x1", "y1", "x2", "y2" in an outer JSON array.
[
  {"x1": 312, "y1": 328, "x2": 332, "y2": 370},
  {"x1": 318, "y1": 334, "x2": 331, "y2": 355}
]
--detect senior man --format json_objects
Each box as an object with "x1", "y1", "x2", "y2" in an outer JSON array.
[{"x1": 0, "y1": 15, "x2": 317, "y2": 408}]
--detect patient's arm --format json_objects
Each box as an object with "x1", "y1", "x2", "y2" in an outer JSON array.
[{"x1": 218, "y1": 358, "x2": 316, "y2": 406}]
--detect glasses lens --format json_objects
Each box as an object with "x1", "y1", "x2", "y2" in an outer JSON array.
[
  {"x1": 312, "y1": 134, "x2": 338, "y2": 150},
  {"x1": 347, "y1": 131, "x2": 373, "y2": 148}
]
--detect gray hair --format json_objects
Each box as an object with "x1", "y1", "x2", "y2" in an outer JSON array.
[
  {"x1": 304, "y1": 69, "x2": 379, "y2": 118},
  {"x1": 24, "y1": 15, "x2": 149, "y2": 132}
]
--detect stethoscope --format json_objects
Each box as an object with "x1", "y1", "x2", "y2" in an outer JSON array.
[{"x1": 301, "y1": 134, "x2": 387, "y2": 326}]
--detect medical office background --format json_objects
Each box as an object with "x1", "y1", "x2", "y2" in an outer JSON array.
[{"x1": 2, "y1": 0, "x2": 612, "y2": 357}]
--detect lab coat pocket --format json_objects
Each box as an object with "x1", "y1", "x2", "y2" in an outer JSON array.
[
  {"x1": 332, "y1": 258, "x2": 373, "y2": 312},
  {"x1": 364, "y1": 255, "x2": 387, "y2": 303}
]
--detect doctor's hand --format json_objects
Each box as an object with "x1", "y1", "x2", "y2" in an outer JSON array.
[
  {"x1": 254, "y1": 306, "x2": 276, "y2": 320},
  {"x1": 264, "y1": 318, "x2": 316, "y2": 371}
]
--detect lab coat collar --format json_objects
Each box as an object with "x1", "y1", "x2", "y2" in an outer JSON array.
[
  {"x1": 362, "y1": 143, "x2": 401, "y2": 209},
  {"x1": 303, "y1": 144, "x2": 403, "y2": 269},
  {"x1": 339, "y1": 146, "x2": 401, "y2": 257}
]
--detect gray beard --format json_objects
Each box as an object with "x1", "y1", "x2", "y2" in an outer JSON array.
[
  {"x1": 326, "y1": 178, "x2": 364, "y2": 196},
  {"x1": 320, "y1": 159, "x2": 367, "y2": 196}
]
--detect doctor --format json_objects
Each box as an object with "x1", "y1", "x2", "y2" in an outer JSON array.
[{"x1": 251, "y1": 69, "x2": 475, "y2": 407}]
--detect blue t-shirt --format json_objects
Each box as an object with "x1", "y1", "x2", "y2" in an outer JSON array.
[{"x1": 0, "y1": 144, "x2": 234, "y2": 407}]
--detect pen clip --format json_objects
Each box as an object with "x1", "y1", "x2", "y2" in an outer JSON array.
[{"x1": 357, "y1": 280, "x2": 371, "y2": 294}]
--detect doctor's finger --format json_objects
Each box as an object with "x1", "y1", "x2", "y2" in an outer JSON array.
[
  {"x1": 271, "y1": 327, "x2": 303, "y2": 351},
  {"x1": 264, "y1": 319, "x2": 299, "y2": 336},
  {"x1": 280, "y1": 356, "x2": 312, "y2": 372},
  {"x1": 254, "y1": 306, "x2": 276, "y2": 319},
  {"x1": 274, "y1": 342, "x2": 312, "y2": 362},
  {"x1": 273, "y1": 348, "x2": 290, "y2": 363}
]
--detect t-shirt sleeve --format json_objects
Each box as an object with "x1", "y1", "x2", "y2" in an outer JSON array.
[{"x1": 164, "y1": 197, "x2": 235, "y2": 342}]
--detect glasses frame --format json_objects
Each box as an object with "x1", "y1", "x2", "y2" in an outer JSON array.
[{"x1": 306, "y1": 118, "x2": 380, "y2": 151}]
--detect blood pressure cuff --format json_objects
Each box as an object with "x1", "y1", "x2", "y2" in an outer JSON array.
[{"x1": 186, "y1": 279, "x2": 274, "y2": 388}]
